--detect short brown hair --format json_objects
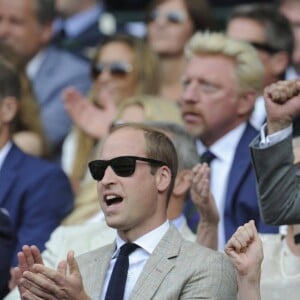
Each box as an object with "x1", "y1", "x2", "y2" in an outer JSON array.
[{"x1": 110, "y1": 122, "x2": 178, "y2": 201}]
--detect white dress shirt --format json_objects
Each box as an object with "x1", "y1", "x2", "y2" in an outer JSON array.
[
  {"x1": 259, "y1": 124, "x2": 292, "y2": 148},
  {"x1": 100, "y1": 221, "x2": 170, "y2": 300},
  {"x1": 0, "y1": 141, "x2": 12, "y2": 171},
  {"x1": 196, "y1": 123, "x2": 246, "y2": 250}
]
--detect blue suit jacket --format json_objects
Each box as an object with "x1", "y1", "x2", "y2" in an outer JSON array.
[
  {"x1": 0, "y1": 144, "x2": 74, "y2": 266},
  {"x1": 31, "y1": 46, "x2": 92, "y2": 161},
  {"x1": 0, "y1": 208, "x2": 14, "y2": 298},
  {"x1": 184, "y1": 123, "x2": 278, "y2": 241}
]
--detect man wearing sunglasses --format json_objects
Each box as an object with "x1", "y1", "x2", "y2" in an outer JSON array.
[
  {"x1": 17, "y1": 123, "x2": 237, "y2": 299},
  {"x1": 226, "y1": 3, "x2": 294, "y2": 130}
]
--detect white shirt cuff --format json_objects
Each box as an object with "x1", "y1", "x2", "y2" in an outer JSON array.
[{"x1": 259, "y1": 124, "x2": 292, "y2": 148}]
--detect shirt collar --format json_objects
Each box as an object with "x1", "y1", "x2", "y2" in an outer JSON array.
[
  {"x1": 0, "y1": 141, "x2": 12, "y2": 171},
  {"x1": 113, "y1": 221, "x2": 170, "y2": 258},
  {"x1": 53, "y1": 3, "x2": 103, "y2": 37},
  {"x1": 26, "y1": 50, "x2": 47, "y2": 80},
  {"x1": 196, "y1": 122, "x2": 246, "y2": 163}
]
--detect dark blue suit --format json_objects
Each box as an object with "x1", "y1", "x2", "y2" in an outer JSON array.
[
  {"x1": 0, "y1": 208, "x2": 14, "y2": 298},
  {"x1": 184, "y1": 123, "x2": 278, "y2": 241},
  {"x1": 0, "y1": 144, "x2": 74, "y2": 266}
]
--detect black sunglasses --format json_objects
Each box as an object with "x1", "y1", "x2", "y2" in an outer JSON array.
[
  {"x1": 249, "y1": 41, "x2": 279, "y2": 55},
  {"x1": 91, "y1": 62, "x2": 133, "y2": 79},
  {"x1": 147, "y1": 10, "x2": 187, "y2": 24},
  {"x1": 88, "y1": 155, "x2": 167, "y2": 181}
]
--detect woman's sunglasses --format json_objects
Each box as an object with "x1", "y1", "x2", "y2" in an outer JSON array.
[
  {"x1": 88, "y1": 155, "x2": 167, "y2": 181},
  {"x1": 146, "y1": 10, "x2": 187, "y2": 24},
  {"x1": 91, "y1": 62, "x2": 133, "y2": 79}
]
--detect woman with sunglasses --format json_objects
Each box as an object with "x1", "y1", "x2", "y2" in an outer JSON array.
[
  {"x1": 146, "y1": 0, "x2": 216, "y2": 103},
  {"x1": 61, "y1": 34, "x2": 161, "y2": 194}
]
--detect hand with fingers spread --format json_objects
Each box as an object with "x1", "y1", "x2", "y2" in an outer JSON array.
[
  {"x1": 10, "y1": 245, "x2": 44, "y2": 293},
  {"x1": 225, "y1": 220, "x2": 263, "y2": 300},
  {"x1": 63, "y1": 87, "x2": 117, "y2": 139},
  {"x1": 191, "y1": 163, "x2": 219, "y2": 249},
  {"x1": 264, "y1": 79, "x2": 300, "y2": 134},
  {"x1": 20, "y1": 250, "x2": 89, "y2": 300}
]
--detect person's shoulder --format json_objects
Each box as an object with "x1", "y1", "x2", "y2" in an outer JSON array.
[
  {"x1": 45, "y1": 46, "x2": 91, "y2": 70},
  {"x1": 12, "y1": 144, "x2": 68, "y2": 178}
]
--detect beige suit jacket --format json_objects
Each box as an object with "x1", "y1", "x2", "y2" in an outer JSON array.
[{"x1": 77, "y1": 225, "x2": 237, "y2": 299}]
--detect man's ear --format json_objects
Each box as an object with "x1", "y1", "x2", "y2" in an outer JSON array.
[
  {"x1": 156, "y1": 165, "x2": 172, "y2": 193},
  {"x1": 0, "y1": 97, "x2": 19, "y2": 123},
  {"x1": 237, "y1": 90, "x2": 257, "y2": 117},
  {"x1": 172, "y1": 170, "x2": 192, "y2": 197}
]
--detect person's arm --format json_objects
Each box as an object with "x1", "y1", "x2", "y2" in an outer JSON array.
[
  {"x1": 19, "y1": 251, "x2": 90, "y2": 300},
  {"x1": 225, "y1": 220, "x2": 263, "y2": 300},
  {"x1": 190, "y1": 163, "x2": 219, "y2": 250}
]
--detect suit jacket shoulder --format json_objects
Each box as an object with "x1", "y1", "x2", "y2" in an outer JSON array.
[{"x1": 0, "y1": 144, "x2": 74, "y2": 265}]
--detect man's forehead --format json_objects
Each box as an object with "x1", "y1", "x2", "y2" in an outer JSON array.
[{"x1": 100, "y1": 128, "x2": 146, "y2": 157}]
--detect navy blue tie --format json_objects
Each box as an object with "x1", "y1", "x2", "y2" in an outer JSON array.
[
  {"x1": 200, "y1": 150, "x2": 216, "y2": 165},
  {"x1": 104, "y1": 243, "x2": 139, "y2": 300}
]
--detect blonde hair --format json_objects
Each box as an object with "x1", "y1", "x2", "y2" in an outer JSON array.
[
  {"x1": 70, "y1": 35, "x2": 162, "y2": 183},
  {"x1": 185, "y1": 31, "x2": 264, "y2": 94},
  {"x1": 115, "y1": 94, "x2": 183, "y2": 124}
]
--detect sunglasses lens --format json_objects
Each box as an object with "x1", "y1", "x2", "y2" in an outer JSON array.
[
  {"x1": 110, "y1": 63, "x2": 130, "y2": 76},
  {"x1": 88, "y1": 161, "x2": 106, "y2": 181},
  {"x1": 167, "y1": 12, "x2": 185, "y2": 23},
  {"x1": 147, "y1": 11, "x2": 158, "y2": 23},
  {"x1": 111, "y1": 157, "x2": 136, "y2": 177}
]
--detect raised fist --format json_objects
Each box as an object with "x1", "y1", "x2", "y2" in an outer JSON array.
[{"x1": 267, "y1": 80, "x2": 300, "y2": 104}]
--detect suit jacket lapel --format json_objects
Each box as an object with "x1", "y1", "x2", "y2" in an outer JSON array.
[
  {"x1": 0, "y1": 144, "x2": 21, "y2": 206},
  {"x1": 131, "y1": 226, "x2": 181, "y2": 299},
  {"x1": 225, "y1": 123, "x2": 258, "y2": 210},
  {"x1": 77, "y1": 243, "x2": 115, "y2": 299}
]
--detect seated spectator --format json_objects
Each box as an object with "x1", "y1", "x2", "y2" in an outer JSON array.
[
  {"x1": 279, "y1": 0, "x2": 300, "y2": 79},
  {"x1": 0, "y1": 43, "x2": 48, "y2": 158},
  {"x1": 226, "y1": 3, "x2": 294, "y2": 130},
  {"x1": 0, "y1": 53, "x2": 73, "y2": 290},
  {"x1": 0, "y1": 0, "x2": 92, "y2": 162},
  {"x1": 61, "y1": 33, "x2": 161, "y2": 193},
  {"x1": 52, "y1": 0, "x2": 112, "y2": 60},
  {"x1": 13, "y1": 123, "x2": 237, "y2": 299},
  {"x1": 179, "y1": 31, "x2": 277, "y2": 248},
  {"x1": 146, "y1": 0, "x2": 216, "y2": 102},
  {"x1": 0, "y1": 208, "x2": 14, "y2": 299}
]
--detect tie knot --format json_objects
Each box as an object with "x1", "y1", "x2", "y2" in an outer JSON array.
[
  {"x1": 119, "y1": 243, "x2": 139, "y2": 257},
  {"x1": 200, "y1": 150, "x2": 216, "y2": 165}
]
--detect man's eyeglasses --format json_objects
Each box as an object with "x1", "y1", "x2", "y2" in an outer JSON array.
[
  {"x1": 91, "y1": 62, "x2": 133, "y2": 79},
  {"x1": 249, "y1": 41, "x2": 280, "y2": 55},
  {"x1": 88, "y1": 155, "x2": 167, "y2": 181},
  {"x1": 146, "y1": 10, "x2": 187, "y2": 24}
]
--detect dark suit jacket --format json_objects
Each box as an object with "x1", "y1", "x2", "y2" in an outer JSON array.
[
  {"x1": 31, "y1": 46, "x2": 91, "y2": 161},
  {"x1": 0, "y1": 209, "x2": 14, "y2": 298},
  {"x1": 76, "y1": 225, "x2": 237, "y2": 299},
  {"x1": 0, "y1": 144, "x2": 74, "y2": 266},
  {"x1": 184, "y1": 123, "x2": 278, "y2": 240},
  {"x1": 250, "y1": 134, "x2": 300, "y2": 224}
]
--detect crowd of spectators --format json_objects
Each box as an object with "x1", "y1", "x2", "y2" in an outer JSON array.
[{"x1": 1, "y1": 0, "x2": 300, "y2": 299}]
